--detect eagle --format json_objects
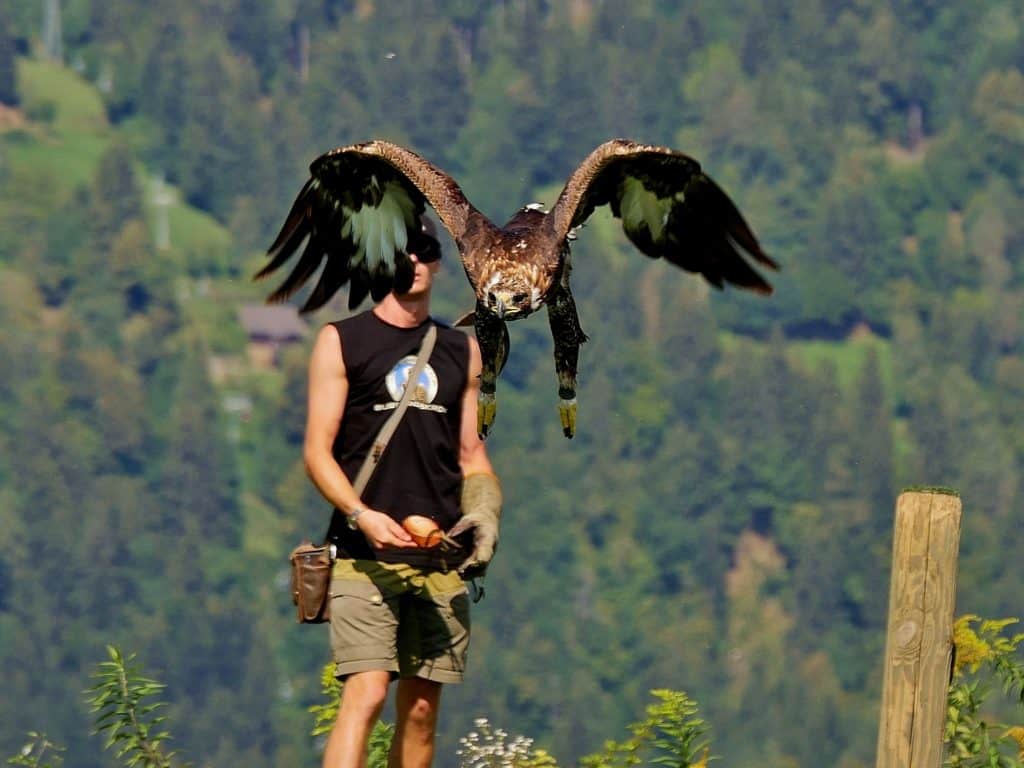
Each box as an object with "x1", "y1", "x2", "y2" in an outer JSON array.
[{"x1": 258, "y1": 138, "x2": 777, "y2": 439}]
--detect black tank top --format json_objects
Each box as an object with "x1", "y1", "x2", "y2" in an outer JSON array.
[{"x1": 325, "y1": 310, "x2": 470, "y2": 569}]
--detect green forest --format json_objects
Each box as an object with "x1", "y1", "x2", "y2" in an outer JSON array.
[{"x1": 1, "y1": 1, "x2": 1022, "y2": 766}]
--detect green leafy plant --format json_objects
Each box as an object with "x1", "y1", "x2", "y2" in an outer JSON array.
[
  {"x1": 26, "y1": 651, "x2": 710, "y2": 768},
  {"x1": 85, "y1": 646, "x2": 177, "y2": 768},
  {"x1": 6, "y1": 732, "x2": 64, "y2": 768},
  {"x1": 309, "y1": 661, "x2": 344, "y2": 738},
  {"x1": 367, "y1": 720, "x2": 396, "y2": 768},
  {"x1": 580, "y1": 689, "x2": 710, "y2": 768},
  {"x1": 946, "y1": 616, "x2": 1024, "y2": 767}
]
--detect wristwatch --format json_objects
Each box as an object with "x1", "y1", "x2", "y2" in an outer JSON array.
[{"x1": 346, "y1": 507, "x2": 366, "y2": 530}]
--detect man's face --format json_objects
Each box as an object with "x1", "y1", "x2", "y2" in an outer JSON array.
[{"x1": 398, "y1": 240, "x2": 442, "y2": 298}]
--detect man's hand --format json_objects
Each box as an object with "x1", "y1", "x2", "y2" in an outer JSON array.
[
  {"x1": 356, "y1": 509, "x2": 418, "y2": 550},
  {"x1": 448, "y1": 473, "x2": 502, "y2": 576}
]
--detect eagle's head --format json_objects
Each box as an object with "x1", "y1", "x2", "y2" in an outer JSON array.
[
  {"x1": 472, "y1": 206, "x2": 555, "y2": 320},
  {"x1": 479, "y1": 268, "x2": 545, "y2": 320}
]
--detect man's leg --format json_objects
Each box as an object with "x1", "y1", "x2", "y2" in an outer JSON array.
[
  {"x1": 388, "y1": 677, "x2": 443, "y2": 768},
  {"x1": 323, "y1": 670, "x2": 391, "y2": 768}
]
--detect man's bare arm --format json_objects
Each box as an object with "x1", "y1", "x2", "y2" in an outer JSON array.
[
  {"x1": 447, "y1": 336, "x2": 502, "y2": 573},
  {"x1": 458, "y1": 336, "x2": 495, "y2": 477},
  {"x1": 303, "y1": 324, "x2": 414, "y2": 549}
]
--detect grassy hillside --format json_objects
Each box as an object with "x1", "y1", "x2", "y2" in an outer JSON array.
[
  {"x1": 3, "y1": 57, "x2": 232, "y2": 268},
  {"x1": 5, "y1": 58, "x2": 108, "y2": 186}
]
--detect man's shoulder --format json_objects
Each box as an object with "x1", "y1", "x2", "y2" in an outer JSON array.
[
  {"x1": 330, "y1": 311, "x2": 467, "y2": 352},
  {"x1": 332, "y1": 309, "x2": 375, "y2": 331}
]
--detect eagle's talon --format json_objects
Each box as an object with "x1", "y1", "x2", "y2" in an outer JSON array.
[
  {"x1": 558, "y1": 398, "x2": 577, "y2": 439},
  {"x1": 478, "y1": 392, "x2": 496, "y2": 439}
]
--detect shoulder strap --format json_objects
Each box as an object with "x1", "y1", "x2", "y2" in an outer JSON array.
[{"x1": 350, "y1": 324, "x2": 437, "y2": 495}]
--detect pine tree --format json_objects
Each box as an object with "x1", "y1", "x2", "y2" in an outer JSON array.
[{"x1": 139, "y1": 24, "x2": 189, "y2": 181}]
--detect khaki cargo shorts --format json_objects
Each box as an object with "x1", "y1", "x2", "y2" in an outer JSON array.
[{"x1": 329, "y1": 559, "x2": 471, "y2": 683}]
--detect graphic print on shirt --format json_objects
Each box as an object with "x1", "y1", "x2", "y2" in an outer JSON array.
[{"x1": 375, "y1": 356, "x2": 447, "y2": 413}]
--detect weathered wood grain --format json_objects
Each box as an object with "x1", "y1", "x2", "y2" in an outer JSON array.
[{"x1": 875, "y1": 490, "x2": 962, "y2": 768}]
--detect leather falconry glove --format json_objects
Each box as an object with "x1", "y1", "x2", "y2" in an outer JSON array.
[{"x1": 447, "y1": 473, "x2": 502, "y2": 577}]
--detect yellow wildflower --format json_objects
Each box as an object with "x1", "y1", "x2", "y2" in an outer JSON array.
[
  {"x1": 1005, "y1": 726, "x2": 1024, "y2": 760},
  {"x1": 953, "y1": 615, "x2": 991, "y2": 674}
]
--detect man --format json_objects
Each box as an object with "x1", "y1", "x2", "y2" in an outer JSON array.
[{"x1": 303, "y1": 218, "x2": 501, "y2": 768}]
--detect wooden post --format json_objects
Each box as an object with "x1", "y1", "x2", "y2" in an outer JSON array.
[{"x1": 876, "y1": 489, "x2": 962, "y2": 768}]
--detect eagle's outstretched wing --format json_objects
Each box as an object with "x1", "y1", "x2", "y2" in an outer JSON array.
[
  {"x1": 549, "y1": 139, "x2": 778, "y2": 293},
  {"x1": 257, "y1": 140, "x2": 485, "y2": 312}
]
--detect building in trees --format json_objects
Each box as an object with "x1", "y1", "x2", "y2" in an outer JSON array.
[{"x1": 237, "y1": 304, "x2": 308, "y2": 368}]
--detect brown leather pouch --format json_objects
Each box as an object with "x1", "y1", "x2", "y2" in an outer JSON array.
[{"x1": 289, "y1": 541, "x2": 334, "y2": 623}]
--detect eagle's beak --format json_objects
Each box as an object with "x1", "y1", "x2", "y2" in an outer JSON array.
[{"x1": 488, "y1": 290, "x2": 512, "y2": 318}]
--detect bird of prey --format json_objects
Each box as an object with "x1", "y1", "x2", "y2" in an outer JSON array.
[{"x1": 258, "y1": 138, "x2": 777, "y2": 439}]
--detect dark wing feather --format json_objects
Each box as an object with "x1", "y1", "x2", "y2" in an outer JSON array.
[
  {"x1": 549, "y1": 139, "x2": 778, "y2": 294},
  {"x1": 348, "y1": 271, "x2": 371, "y2": 311},
  {"x1": 369, "y1": 260, "x2": 394, "y2": 303},
  {"x1": 667, "y1": 175, "x2": 775, "y2": 292},
  {"x1": 301, "y1": 242, "x2": 351, "y2": 313},
  {"x1": 266, "y1": 229, "x2": 333, "y2": 303},
  {"x1": 256, "y1": 179, "x2": 317, "y2": 280},
  {"x1": 257, "y1": 140, "x2": 484, "y2": 312},
  {"x1": 392, "y1": 251, "x2": 415, "y2": 296}
]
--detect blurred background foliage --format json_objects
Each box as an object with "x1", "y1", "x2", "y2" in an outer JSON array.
[{"x1": 0, "y1": 1, "x2": 1022, "y2": 766}]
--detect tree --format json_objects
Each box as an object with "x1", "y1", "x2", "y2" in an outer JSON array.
[
  {"x1": 808, "y1": 155, "x2": 904, "y2": 327},
  {"x1": 452, "y1": 53, "x2": 549, "y2": 221},
  {"x1": 139, "y1": 24, "x2": 189, "y2": 180},
  {"x1": 178, "y1": 47, "x2": 274, "y2": 221},
  {"x1": 136, "y1": 339, "x2": 278, "y2": 766},
  {"x1": 0, "y1": 6, "x2": 18, "y2": 107},
  {"x1": 91, "y1": 142, "x2": 145, "y2": 253},
  {"x1": 849, "y1": 346, "x2": 894, "y2": 511},
  {"x1": 972, "y1": 69, "x2": 1024, "y2": 189}
]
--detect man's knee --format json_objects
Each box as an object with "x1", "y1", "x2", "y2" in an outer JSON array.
[
  {"x1": 340, "y1": 671, "x2": 391, "y2": 719},
  {"x1": 405, "y1": 695, "x2": 438, "y2": 728},
  {"x1": 397, "y1": 678, "x2": 442, "y2": 730}
]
